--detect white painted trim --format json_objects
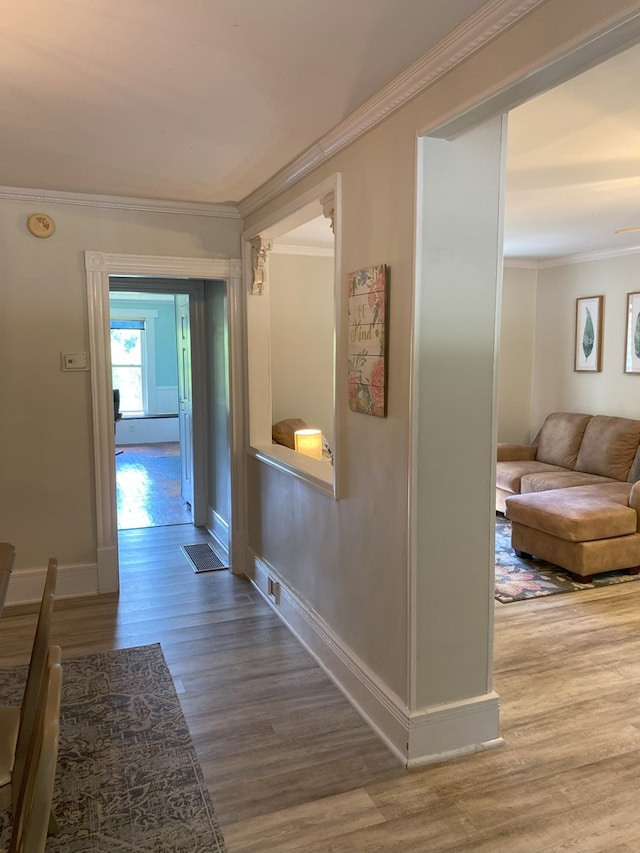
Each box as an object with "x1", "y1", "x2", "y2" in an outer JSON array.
[
  {"x1": 248, "y1": 553, "x2": 503, "y2": 767},
  {"x1": 250, "y1": 445, "x2": 335, "y2": 498},
  {"x1": 504, "y1": 243, "x2": 640, "y2": 269},
  {"x1": 6, "y1": 564, "x2": 98, "y2": 607},
  {"x1": 271, "y1": 243, "x2": 334, "y2": 258},
  {"x1": 503, "y1": 258, "x2": 540, "y2": 269},
  {"x1": 407, "y1": 695, "x2": 503, "y2": 768},
  {"x1": 0, "y1": 185, "x2": 240, "y2": 218},
  {"x1": 85, "y1": 252, "x2": 243, "y2": 591},
  {"x1": 110, "y1": 306, "x2": 158, "y2": 414},
  {"x1": 243, "y1": 174, "x2": 341, "y2": 500},
  {"x1": 238, "y1": 0, "x2": 545, "y2": 217},
  {"x1": 227, "y1": 260, "x2": 247, "y2": 575},
  {"x1": 537, "y1": 243, "x2": 640, "y2": 268},
  {"x1": 207, "y1": 508, "x2": 230, "y2": 565}
]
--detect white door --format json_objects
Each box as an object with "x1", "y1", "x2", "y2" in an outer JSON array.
[{"x1": 176, "y1": 294, "x2": 194, "y2": 507}]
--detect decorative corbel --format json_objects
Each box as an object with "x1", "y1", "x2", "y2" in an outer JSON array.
[
  {"x1": 250, "y1": 236, "x2": 272, "y2": 295},
  {"x1": 320, "y1": 191, "x2": 336, "y2": 234}
]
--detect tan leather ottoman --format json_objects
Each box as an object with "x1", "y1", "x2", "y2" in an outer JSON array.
[{"x1": 504, "y1": 483, "x2": 640, "y2": 583}]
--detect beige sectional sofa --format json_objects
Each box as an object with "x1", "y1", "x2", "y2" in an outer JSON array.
[{"x1": 497, "y1": 412, "x2": 640, "y2": 582}]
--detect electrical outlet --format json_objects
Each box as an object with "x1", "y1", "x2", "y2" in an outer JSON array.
[{"x1": 267, "y1": 577, "x2": 280, "y2": 602}]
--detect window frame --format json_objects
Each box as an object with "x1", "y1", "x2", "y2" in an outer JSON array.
[{"x1": 109, "y1": 307, "x2": 158, "y2": 415}]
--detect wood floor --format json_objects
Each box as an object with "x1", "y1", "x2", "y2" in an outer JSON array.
[
  {"x1": 3, "y1": 525, "x2": 640, "y2": 852},
  {"x1": 115, "y1": 441, "x2": 192, "y2": 529}
]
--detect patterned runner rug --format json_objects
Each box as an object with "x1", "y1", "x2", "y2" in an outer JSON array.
[
  {"x1": 495, "y1": 515, "x2": 640, "y2": 603},
  {"x1": 0, "y1": 643, "x2": 227, "y2": 852}
]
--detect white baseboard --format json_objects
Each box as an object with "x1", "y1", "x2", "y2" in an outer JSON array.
[
  {"x1": 207, "y1": 508, "x2": 229, "y2": 564},
  {"x1": 6, "y1": 563, "x2": 99, "y2": 607},
  {"x1": 247, "y1": 552, "x2": 503, "y2": 766}
]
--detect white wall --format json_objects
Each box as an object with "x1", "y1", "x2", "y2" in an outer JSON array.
[
  {"x1": 0, "y1": 195, "x2": 241, "y2": 571},
  {"x1": 532, "y1": 252, "x2": 640, "y2": 430},
  {"x1": 498, "y1": 265, "x2": 538, "y2": 443},
  {"x1": 269, "y1": 253, "x2": 334, "y2": 447},
  {"x1": 115, "y1": 416, "x2": 179, "y2": 444}
]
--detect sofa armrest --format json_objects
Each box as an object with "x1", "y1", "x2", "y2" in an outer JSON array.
[
  {"x1": 497, "y1": 443, "x2": 537, "y2": 462},
  {"x1": 629, "y1": 481, "x2": 640, "y2": 531}
]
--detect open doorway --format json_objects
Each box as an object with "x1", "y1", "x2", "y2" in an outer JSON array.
[{"x1": 109, "y1": 286, "x2": 193, "y2": 530}]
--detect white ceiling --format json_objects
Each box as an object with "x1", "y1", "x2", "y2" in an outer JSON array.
[
  {"x1": 3, "y1": 1, "x2": 640, "y2": 261},
  {"x1": 505, "y1": 40, "x2": 640, "y2": 262},
  {"x1": 2, "y1": 0, "x2": 488, "y2": 204}
]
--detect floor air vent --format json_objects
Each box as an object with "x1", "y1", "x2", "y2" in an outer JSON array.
[{"x1": 181, "y1": 543, "x2": 227, "y2": 573}]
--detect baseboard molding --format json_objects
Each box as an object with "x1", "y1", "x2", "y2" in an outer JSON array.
[
  {"x1": 6, "y1": 563, "x2": 99, "y2": 607},
  {"x1": 407, "y1": 694, "x2": 503, "y2": 767},
  {"x1": 207, "y1": 508, "x2": 229, "y2": 564},
  {"x1": 247, "y1": 552, "x2": 502, "y2": 766}
]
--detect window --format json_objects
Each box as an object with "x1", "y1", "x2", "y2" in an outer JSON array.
[{"x1": 110, "y1": 319, "x2": 145, "y2": 413}]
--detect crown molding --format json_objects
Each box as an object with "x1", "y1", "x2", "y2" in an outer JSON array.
[
  {"x1": 503, "y1": 259, "x2": 539, "y2": 269},
  {"x1": 0, "y1": 185, "x2": 241, "y2": 219},
  {"x1": 536, "y1": 243, "x2": 640, "y2": 268},
  {"x1": 504, "y1": 243, "x2": 640, "y2": 269},
  {"x1": 238, "y1": 0, "x2": 545, "y2": 218}
]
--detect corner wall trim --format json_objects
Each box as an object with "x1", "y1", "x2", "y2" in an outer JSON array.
[{"x1": 247, "y1": 552, "x2": 503, "y2": 766}]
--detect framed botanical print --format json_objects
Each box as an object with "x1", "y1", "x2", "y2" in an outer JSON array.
[
  {"x1": 574, "y1": 295, "x2": 603, "y2": 372},
  {"x1": 625, "y1": 291, "x2": 640, "y2": 374}
]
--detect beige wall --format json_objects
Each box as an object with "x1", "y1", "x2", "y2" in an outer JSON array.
[
  {"x1": 498, "y1": 265, "x2": 538, "y2": 443},
  {"x1": 269, "y1": 253, "x2": 334, "y2": 446},
  {"x1": 498, "y1": 255, "x2": 640, "y2": 447},
  {"x1": 532, "y1": 252, "x2": 640, "y2": 430},
  {"x1": 242, "y1": 0, "x2": 640, "y2": 719},
  {"x1": 3, "y1": 0, "x2": 639, "y2": 760},
  {"x1": 0, "y1": 196, "x2": 241, "y2": 570}
]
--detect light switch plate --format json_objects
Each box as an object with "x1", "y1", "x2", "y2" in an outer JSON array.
[{"x1": 61, "y1": 352, "x2": 90, "y2": 371}]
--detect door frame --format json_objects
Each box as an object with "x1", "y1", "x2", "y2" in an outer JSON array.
[
  {"x1": 85, "y1": 251, "x2": 243, "y2": 593},
  {"x1": 110, "y1": 278, "x2": 204, "y2": 521}
]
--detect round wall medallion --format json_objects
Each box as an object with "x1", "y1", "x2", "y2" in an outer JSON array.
[{"x1": 27, "y1": 213, "x2": 55, "y2": 238}]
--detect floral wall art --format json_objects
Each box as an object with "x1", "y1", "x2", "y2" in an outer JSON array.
[{"x1": 347, "y1": 264, "x2": 388, "y2": 417}]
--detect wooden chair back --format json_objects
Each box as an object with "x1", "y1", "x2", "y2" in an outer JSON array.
[
  {"x1": 9, "y1": 645, "x2": 62, "y2": 853},
  {"x1": 11, "y1": 558, "x2": 58, "y2": 813}
]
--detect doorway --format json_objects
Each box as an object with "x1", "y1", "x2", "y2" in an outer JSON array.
[
  {"x1": 86, "y1": 252, "x2": 243, "y2": 594},
  {"x1": 109, "y1": 279, "x2": 200, "y2": 531}
]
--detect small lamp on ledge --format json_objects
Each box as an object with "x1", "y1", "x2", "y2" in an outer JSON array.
[{"x1": 294, "y1": 428, "x2": 323, "y2": 460}]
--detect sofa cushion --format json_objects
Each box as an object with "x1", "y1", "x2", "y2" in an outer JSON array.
[
  {"x1": 534, "y1": 412, "x2": 592, "y2": 468},
  {"x1": 496, "y1": 461, "x2": 566, "y2": 495},
  {"x1": 520, "y1": 471, "x2": 616, "y2": 493},
  {"x1": 574, "y1": 416, "x2": 640, "y2": 481},
  {"x1": 505, "y1": 483, "x2": 636, "y2": 543}
]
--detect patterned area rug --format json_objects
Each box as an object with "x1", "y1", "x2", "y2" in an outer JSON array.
[
  {"x1": 0, "y1": 644, "x2": 227, "y2": 852},
  {"x1": 495, "y1": 515, "x2": 640, "y2": 603}
]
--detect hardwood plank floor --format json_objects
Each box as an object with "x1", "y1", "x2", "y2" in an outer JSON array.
[{"x1": 2, "y1": 524, "x2": 640, "y2": 851}]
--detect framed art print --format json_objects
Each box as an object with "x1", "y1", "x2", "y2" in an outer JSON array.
[
  {"x1": 625, "y1": 291, "x2": 640, "y2": 373},
  {"x1": 347, "y1": 264, "x2": 388, "y2": 417},
  {"x1": 574, "y1": 295, "x2": 603, "y2": 372}
]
